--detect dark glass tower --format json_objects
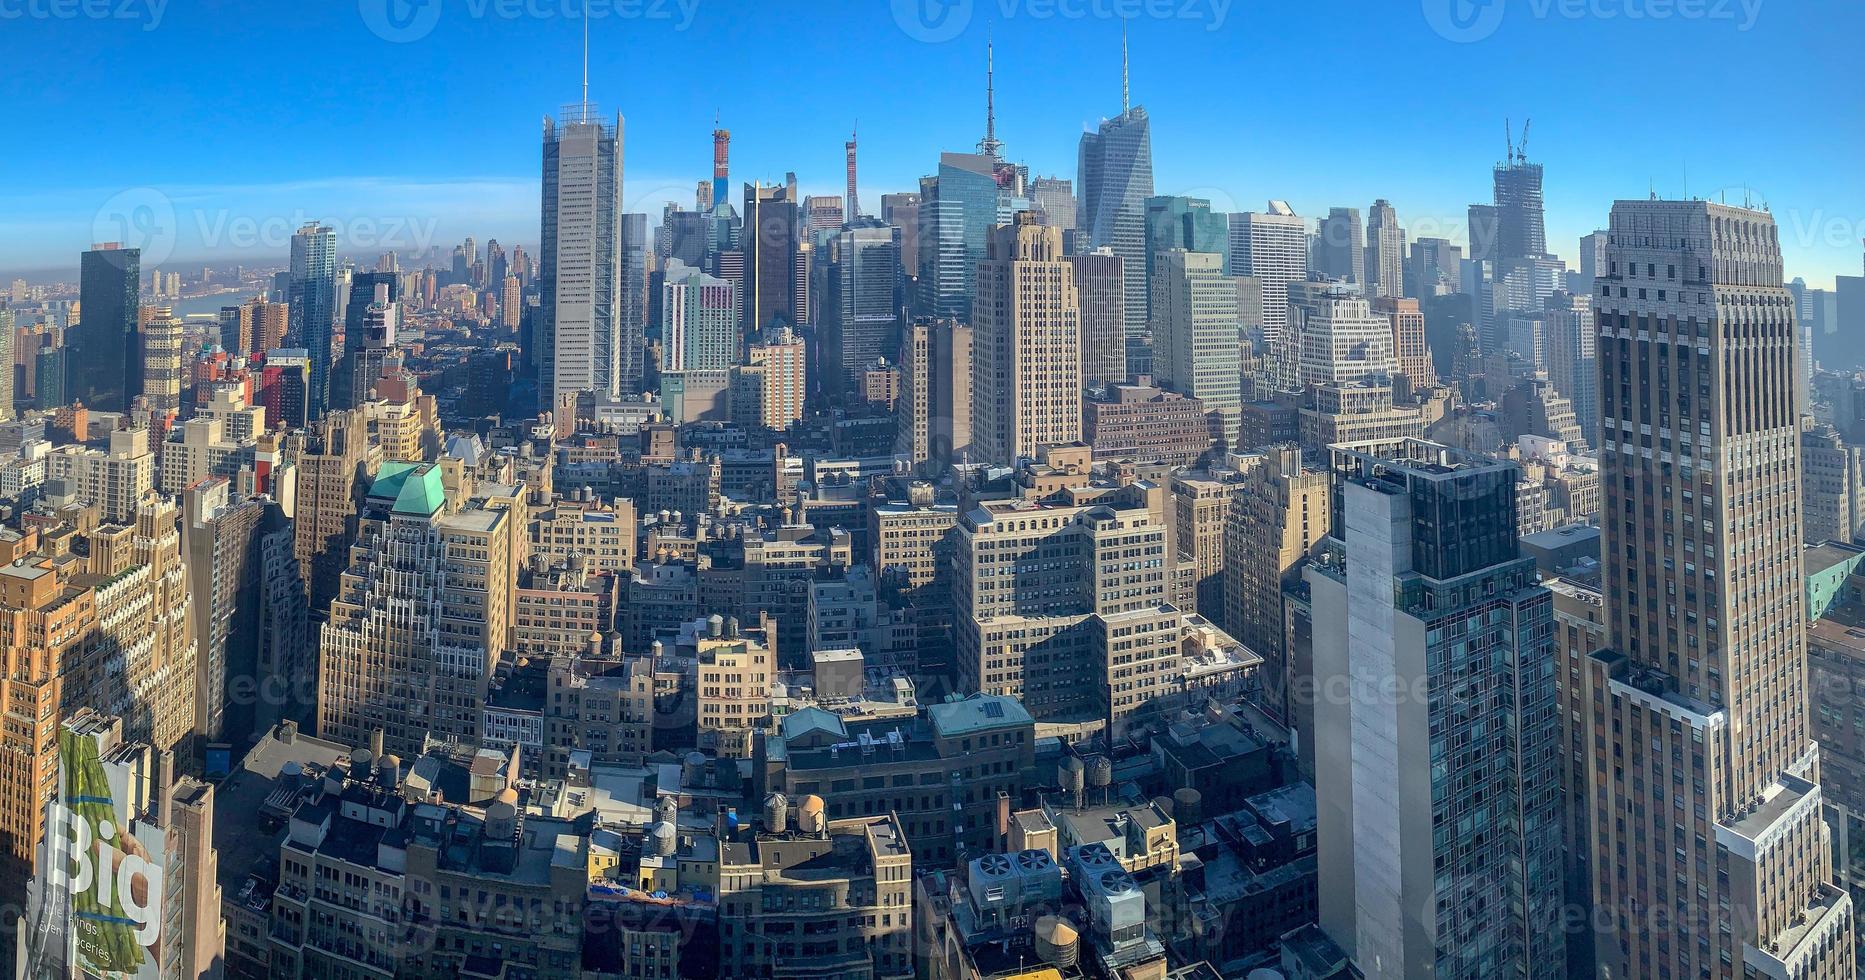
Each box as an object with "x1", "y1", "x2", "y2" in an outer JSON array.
[
  {"x1": 289, "y1": 223, "x2": 337, "y2": 421},
  {"x1": 72, "y1": 244, "x2": 140, "y2": 411}
]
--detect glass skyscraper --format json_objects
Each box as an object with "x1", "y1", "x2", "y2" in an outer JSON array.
[
  {"x1": 917, "y1": 152, "x2": 1021, "y2": 323},
  {"x1": 539, "y1": 103, "x2": 624, "y2": 406},
  {"x1": 72, "y1": 243, "x2": 139, "y2": 412},
  {"x1": 1077, "y1": 105, "x2": 1153, "y2": 340},
  {"x1": 288, "y1": 223, "x2": 337, "y2": 420}
]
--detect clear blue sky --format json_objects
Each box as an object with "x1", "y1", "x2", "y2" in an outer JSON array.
[{"x1": 2, "y1": 0, "x2": 1860, "y2": 286}]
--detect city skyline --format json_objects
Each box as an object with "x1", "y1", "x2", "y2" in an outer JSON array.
[{"x1": 3, "y1": 1, "x2": 1861, "y2": 285}]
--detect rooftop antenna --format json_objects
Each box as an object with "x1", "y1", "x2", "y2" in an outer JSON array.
[
  {"x1": 1121, "y1": 18, "x2": 1130, "y2": 115},
  {"x1": 978, "y1": 32, "x2": 1004, "y2": 159},
  {"x1": 581, "y1": 2, "x2": 589, "y2": 112}
]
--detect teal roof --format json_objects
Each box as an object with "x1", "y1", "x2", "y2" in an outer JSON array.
[
  {"x1": 780, "y1": 706, "x2": 847, "y2": 743},
  {"x1": 371, "y1": 461, "x2": 446, "y2": 517},
  {"x1": 927, "y1": 694, "x2": 1032, "y2": 737}
]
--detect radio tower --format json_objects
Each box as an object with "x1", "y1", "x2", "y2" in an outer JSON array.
[{"x1": 844, "y1": 125, "x2": 860, "y2": 220}]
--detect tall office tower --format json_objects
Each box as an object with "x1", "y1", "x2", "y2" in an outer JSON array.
[
  {"x1": 72, "y1": 243, "x2": 140, "y2": 410},
  {"x1": 830, "y1": 224, "x2": 903, "y2": 398},
  {"x1": 1315, "y1": 207, "x2": 1364, "y2": 283},
  {"x1": 1370, "y1": 296, "x2": 1432, "y2": 391},
  {"x1": 1223, "y1": 446, "x2": 1327, "y2": 725},
  {"x1": 743, "y1": 181, "x2": 800, "y2": 336},
  {"x1": 1586, "y1": 200, "x2": 1855, "y2": 979},
  {"x1": 140, "y1": 306, "x2": 183, "y2": 414},
  {"x1": 731, "y1": 326, "x2": 806, "y2": 431},
  {"x1": 501, "y1": 275, "x2": 522, "y2": 330},
  {"x1": 1151, "y1": 249, "x2": 1240, "y2": 451},
  {"x1": 1364, "y1": 198, "x2": 1405, "y2": 299},
  {"x1": 290, "y1": 407, "x2": 381, "y2": 617},
  {"x1": 1543, "y1": 289, "x2": 1596, "y2": 442},
  {"x1": 1799, "y1": 422, "x2": 1860, "y2": 545},
  {"x1": 1310, "y1": 442, "x2": 1564, "y2": 979},
  {"x1": 1068, "y1": 248, "x2": 1128, "y2": 388},
  {"x1": 1031, "y1": 175, "x2": 1077, "y2": 236},
  {"x1": 318, "y1": 462, "x2": 514, "y2": 759},
  {"x1": 880, "y1": 192, "x2": 921, "y2": 283},
  {"x1": 845, "y1": 126, "x2": 860, "y2": 220},
  {"x1": 1144, "y1": 195, "x2": 1228, "y2": 282},
  {"x1": 1229, "y1": 203, "x2": 1309, "y2": 375},
  {"x1": 895, "y1": 318, "x2": 973, "y2": 468},
  {"x1": 1076, "y1": 45, "x2": 1153, "y2": 341},
  {"x1": 1491, "y1": 144, "x2": 1546, "y2": 264},
  {"x1": 804, "y1": 195, "x2": 844, "y2": 233},
  {"x1": 539, "y1": 101, "x2": 625, "y2": 405},
  {"x1": 916, "y1": 152, "x2": 1029, "y2": 321},
  {"x1": 35, "y1": 347, "x2": 66, "y2": 408},
  {"x1": 0, "y1": 313, "x2": 13, "y2": 422},
  {"x1": 619, "y1": 211, "x2": 649, "y2": 394},
  {"x1": 485, "y1": 238, "x2": 507, "y2": 288},
  {"x1": 1284, "y1": 279, "x2": 1396, "y2": 390},
  {"x1": 1407, "y1": 237, "x2": 1463, "y2": 298},
  {"x1": 182, "y1": 478, "x2": 288, "y2": 750},
  {"x1": 660, "y1": 258, "x2": 738, "y2": 372},
  {"x1": 971, "y1": 213, "x2": 1081, "y2": 465},
  {"x1": 288, "y1": 222, "x2": 337, "y2": 419},
  {"x1": 336, "y1": 271, "x2": 399, "y2": 409}
]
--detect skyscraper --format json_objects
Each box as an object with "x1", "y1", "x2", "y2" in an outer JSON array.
[
  {"x1": 1585, "y1": 200, "x2": 1855, "y2": 979},
  {"x1": 1151, "y1": 248, "x2": 1240, "y2": 452},
  {"x1": 743, "y1": 180, "x2": 800, "y2": 336},
  {"x1": 829, "y1": 224, "x2": 902, "y2": 398},
  {"x1": 1067, "y1": 248, "x2": 1127, "y2": 389},
  {"x1": 1314, "y1": 207, "x2": 1363, "y2": 284},
  {"x1": 660, "y1": 258, "x2": 737, "y2": 373},
  {"x1": 1076, "y1": 36, "x2": 1153, "y2": 341},
  {"x1": 620, "y1": 211, "x2": 649, "y2": 394},
  {"x1": 845, "y1": 126, "x2": 860, "y2": 220},
  {"x1": 139, "y1": 305, "x2": 183, "y2": 415},
  {"x1": 1284, "y1": 279, "x2": 1395, "y2": 390},
  {"x1": 971, "y1": 213, "x2": 1081, "y2": 465},
  {"x1": 1229, "y1": 203, "x2": 1308, "y2": 381},
  {"x1": 539, "y1": 101, "x2": 625, "y2": 405},
  {"x1": 1310, "y1": 441, "x2": 1565, "y2": 979},
  {"x1": 72, "y1": 243, "x2": 140, "y2": 411},
  {"x1": 895, "y1": 318, "x2": 972, "y2": 469},
  {"x1": 1143, "y1": 194, "x2": 1228, "y2": 283},
  {"x1": 289, "y1": 222, "x2": 337, "y2": 420},
  {"x1": 1370, "y1": 295, "x2": 1432, "y2": 391},
  {"x1": 338, "y1": 270, "x2": 399, "y2": 410},
  {"x1": 1363, "y1": 198, "x2": 1404, "y2": 299}
]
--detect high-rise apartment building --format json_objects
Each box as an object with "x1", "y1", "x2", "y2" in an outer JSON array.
[
  {"x1": 743, "y1": 180, "x2": 800, "y2": 335},
  {"x1": 73, "y1": 243, "x2": 140, "y2": 411},
  {"x1": 539, "y1": 103, "x2": 625, "y2": 404},
  {"x1": 1363, "y1": 198, "x2": 1405, "y2": 299},
  {"x1": 288, "y1": 223, "x2": 337, "y2": 420},
  {"x1": 731, "y1": 326, "x2": 806, "y2": 432},
  {"x1": 1077, "y1": 99, "x2": 1153, "y2": 339},
  {"x1": 139, "y1": 305, "x2": 183, "y2": 414},
  {"x1": 1310, "y1": 442, "x2": 1565, "y2": 979},
  {"x1": 659, "y1": 258, "x2": 737, "y2": 373},
  {"x1": 971, "y1": 213, "x2": 1081, "y2": 465},
  {"x1": 1584, "y1": 200, "x2": 1855, "y2": 979},
  {"x1": 1151, "y1": 248, "x2": 1241, "y2": 451},
  {"x1": 1229, "y1": 203, "x2": 1308, "y2": 373}
]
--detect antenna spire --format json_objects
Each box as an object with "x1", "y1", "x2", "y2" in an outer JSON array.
[
  {"x1": 581, "y1": 4, "x2": 589, "y2": 109},
  {"x1": 978, "y1": 32, "x2": 1004, "y2": 159},
  {"x1": 1121, "y1": 19, "x2": 1130, "y2": 114}
]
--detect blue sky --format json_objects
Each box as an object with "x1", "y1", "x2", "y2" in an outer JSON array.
[{"x1": 1, "y1": 0, "x2": 1860, "y2": 286}]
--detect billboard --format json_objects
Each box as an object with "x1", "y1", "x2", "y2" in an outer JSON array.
[{"x1": 21, "y1": 718, "x2": 166, "y2": 980}]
